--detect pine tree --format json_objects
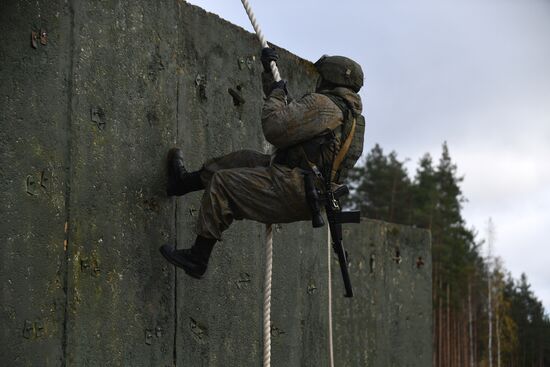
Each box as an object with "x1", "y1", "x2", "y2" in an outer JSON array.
[
  {"x1": 513, "y1": 274, "x2": 548, "y2": 366},
  {"x1": 411, "y1": 153, "x2": 437, "y2": 230},
  {"x1": 345, "y1": 144, "x2": 411, "y2": 224},
  {"x1": 433, "y1": 142, "x2": 476, "y2": 294}
]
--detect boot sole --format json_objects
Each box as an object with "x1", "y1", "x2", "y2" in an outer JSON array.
[
  {"x1": 166, "y1": 148, "x2": 186, "y2": 197},
  {"x1": 159, "y1": 246, "x2": 204, "y2": 279}
]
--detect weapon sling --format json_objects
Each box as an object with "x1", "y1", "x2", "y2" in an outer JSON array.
[
  {"x1": 327, "y1": 116, "x2": 359, "y2": 298},
  {"x1": 331, "y1": 117, "x2": 357, "y2": 180},
  {"x1": 301, "y1": 109, "x2": 360, "y2": 298}
]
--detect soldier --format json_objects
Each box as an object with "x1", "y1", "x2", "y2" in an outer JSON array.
[{"x1": 160, "y1": 48, "x2": 365, "y2": 279}]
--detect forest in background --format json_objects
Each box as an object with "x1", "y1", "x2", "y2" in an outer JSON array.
[{"x1": 344, "y1": 143, "x2": 550, "y2": 367}]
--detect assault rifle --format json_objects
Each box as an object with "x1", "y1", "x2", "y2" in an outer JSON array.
[{"x1": 304, "y1": 173, "x2": 360, "y2": 298}]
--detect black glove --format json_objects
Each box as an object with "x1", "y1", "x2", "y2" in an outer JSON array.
[
  {"x1": 269, "y1": 80, "x2": 288, "y2": 96},
  {"x1": 261, "y1": 47, "x2": 279, "y2": 72}
]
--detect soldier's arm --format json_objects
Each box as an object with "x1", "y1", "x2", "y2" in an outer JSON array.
[
  {"x1": 261, "y1": 71, "x2": 276, "y2": 98},
  {"x1": 261, "y1": 91, "x2": 343, "y2": 149}
]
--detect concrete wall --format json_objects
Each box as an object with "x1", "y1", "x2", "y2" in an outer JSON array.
[
  {"x1": 333, "y1": 220, "x2": 432, "y2": 367},
  {"x1": 0, "y1": 1, "x2": 431, "y2": 366}
]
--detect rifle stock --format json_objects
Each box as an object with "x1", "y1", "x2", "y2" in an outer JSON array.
[{"x1": 326, "y1": 208, "x2": 354, "y2": 298}]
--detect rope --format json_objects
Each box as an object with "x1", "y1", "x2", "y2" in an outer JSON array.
[
  {"x1": 240, "y1": 3, "x2": 334, "y2": 367},
  {"x1": 240, "y1": 0, "x2": 281, "y2": 82},
  {"x1": 328, "y1": 228, "x2": 335, "y2": 367},
  {"x1": 263, "y1": 223, "x2": 273, "y2": 367},
  {"x1": 239, "y1": 1, "x2": 278, "y2": 366}
]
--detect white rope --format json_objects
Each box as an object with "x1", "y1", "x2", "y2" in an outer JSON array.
[
  {"x1": 240, "y1": 3, "x2": 335, "y2": 367},
  {"x1": 263, "y1": 223, "x2": 273, "y2": 367},
  {"x1": 327, "y1": 227, "x2": 335, "y2": 367},
  {"x1": 240, "y1": 0, "x2": 281, "y2": 82},
  {"x1": 239, "y1": 1, "x2": 278, "y2": 366}
]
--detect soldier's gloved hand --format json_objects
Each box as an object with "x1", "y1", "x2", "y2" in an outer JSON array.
[
  {"x1": 270, "y1": 80, "x2": 288, "y2": 96},
  {"x1": 261, "y1": 47, "x2": 279, "y2": 72}
]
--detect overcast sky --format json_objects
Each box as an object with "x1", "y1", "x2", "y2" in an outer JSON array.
[{"x1": 187, "y1": 0, "x2": 550, "y2": 312}]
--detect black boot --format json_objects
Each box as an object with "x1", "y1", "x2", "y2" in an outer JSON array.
[
  {"x1": 166, "y1": 148, "x2": 205, "y2": 196},
  {"x1": 159, "y1": 236, "x2": 217, "y2": 279}
]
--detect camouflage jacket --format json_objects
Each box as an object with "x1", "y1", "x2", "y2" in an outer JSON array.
[{"x1": 261, "y1": 72, "x2": 364, "y2": 183}]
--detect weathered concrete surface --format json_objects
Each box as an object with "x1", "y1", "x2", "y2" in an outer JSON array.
[
  {"x1": 0, "y1": 1, "x2": 72, "y2": 365},
  {"x1": 63, "y1": 1, "x2": 179, "y2": 366},
  {"x1": 0, "y1": 1, "x2": 431, "y2": 366},
  {"x1": 332, "y1": 219, "x2": 433, "y2": 367}
]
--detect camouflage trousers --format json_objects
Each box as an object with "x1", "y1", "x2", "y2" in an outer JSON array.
[{"x1": 195, "y1": 150, "x2": 312, "y2": 240}]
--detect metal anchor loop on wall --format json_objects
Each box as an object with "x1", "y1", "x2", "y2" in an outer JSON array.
[
  {"x1": 195, "y1": 74, "x2": 207, "y2": 102},
  {"x1": 31, "y1": 29, "x2": 47, "y2": 49},
  {"x1": 91, "y1": 107, "x2": 106, "y2": 130},
  {"x1": 228, "y1": 85, "x2": 245, "y2": 106},
  {"x1": 393, "y1": 248, "x2": 402, "y2": 264}
]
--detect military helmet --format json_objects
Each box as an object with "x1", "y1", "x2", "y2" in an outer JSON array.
[{"x1": 314, "y1": 55, "x2": 364, "y2": 92}]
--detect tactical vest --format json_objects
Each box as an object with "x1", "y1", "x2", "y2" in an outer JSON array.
[
  {"x1": 323, "y1": 92, "x2": 365, "y2": 182},
  {"x1": 274, "y1": 92, "x2": 365, "y2": 183}
]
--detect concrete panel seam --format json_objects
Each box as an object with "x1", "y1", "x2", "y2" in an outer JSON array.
[
  {"x1": 61, "y1": 1, "x2": 77, "y2": 366},
  {"x1": 173, "y1": 72, "x2": 180, "y2": 367}
]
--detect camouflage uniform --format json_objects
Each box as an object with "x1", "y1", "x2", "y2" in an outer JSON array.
[{"x1": 195, "y1": 76, "x2": 363, "y2": 240}]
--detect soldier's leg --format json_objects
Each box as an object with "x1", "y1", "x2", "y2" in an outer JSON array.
[
  {"x1": 161, "y1": 165, "x2": 309, "y2": 279},
  {"x1": 167, "y1": 148, "x2": 270, "y2": 196},
  {"x1": 199, "y1": 149, "x2": 271, "y2": 186},
  {"x1": 162, "y1": 150, "x2": 273, "y2": 278},
  {"x1": 160, "y1": 165, "x2": 311, "y2": 278},
  {"x1": 196, "y1": 164, "x2": 311, "y2": 240}
]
